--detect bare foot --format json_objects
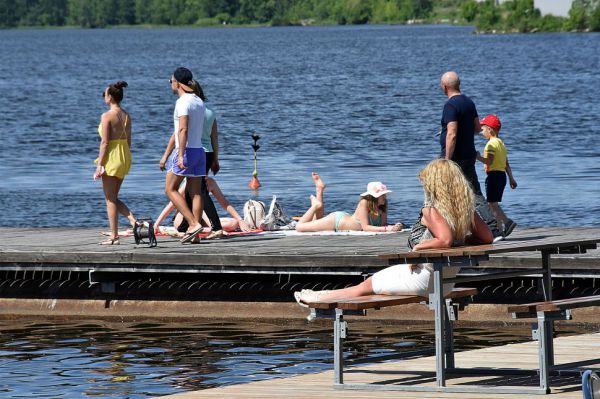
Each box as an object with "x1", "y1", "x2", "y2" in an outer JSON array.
[
  {"x1": 311, "y1": 172, "x2": 326, "y2": 191},
  {"x1": 310, "y1": 194, "x2": 322, "y2": 209}
]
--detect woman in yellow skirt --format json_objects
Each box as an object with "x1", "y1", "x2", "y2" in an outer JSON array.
[{"x1": 94, "y1": 81, "x2": 136, "y2": 245}]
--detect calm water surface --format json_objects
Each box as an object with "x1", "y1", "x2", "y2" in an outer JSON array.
[
  {"x1": 0, "y1": 26, "x2": 599, "y2": 227},
  {"x1": 0, "y1": 25, "x2": 599, "y2": 398},
  {"x1": 0, "y1": 318, "x2": 593, "y2": 398}
]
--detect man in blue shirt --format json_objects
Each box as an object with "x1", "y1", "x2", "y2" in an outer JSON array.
[
  {"x1": 439, "y1": 72, "x2": 503, "y2": 238},
  {"x1": 440, "y1": 71, "x2": 482, "y2": 196}
]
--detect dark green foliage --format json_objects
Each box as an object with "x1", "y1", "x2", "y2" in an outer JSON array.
[
  {"x1": 461, "y1": 0, "x2": 478, "y2": 23},
  {"x1": 590, "y1": 3, "x2": 600, "y2": 31},
  {"x1": 0, "y1": 0, "x2": 597, "y2": 31}
]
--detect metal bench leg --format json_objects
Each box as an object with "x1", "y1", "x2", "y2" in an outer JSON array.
[
  {"x1": 445, "y1": 299, "x2": 456, "y2": 369},
  {"x1": 334, "y1": 308, "x2": 347, "y2": 384},
  {"x1": 432, "y1": 262, "x2": 446, "y2": 387},
  {"x1": 537, "y1": 311, "x2": 551, "y2": 393},
  {"x1": 541, "y1": 250, "x2": 555, "y2": 367}
]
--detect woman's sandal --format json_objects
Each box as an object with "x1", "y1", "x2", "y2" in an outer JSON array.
[
  {"x1": 180, "y1": 225, "x2": 206, "y2": 243},
  {"x1": 99, "y1": 237, "x2": 120, "y2": 245},
  {"x1": 205, "y1": 230, "x2": 224, "y2": 240}
]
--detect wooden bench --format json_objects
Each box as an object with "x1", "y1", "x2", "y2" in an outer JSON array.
[
  {"x1": 313, "y1": 236, "x2": 600, "y2": 395},
  {"x1": 305, "y1": 287, "x2": 478, "y2": 385},
  {"x1": 507, "y1": 294, "x2": 600, "y2": 393}
]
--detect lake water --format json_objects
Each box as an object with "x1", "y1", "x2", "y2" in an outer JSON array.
[
  {"x1": 0, "y1": 24, "x2": 599, "y2": 398},
  {"x1": 0, "y1": 25, "x2": 599, "y2": 228},
  {"x1": 0, "y1": 317, "x2": 593, "y2": 398}
]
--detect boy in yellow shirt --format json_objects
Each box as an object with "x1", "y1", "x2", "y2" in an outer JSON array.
[{"x1": 476, "y1": 115, "x2": 518, "y2": 237}]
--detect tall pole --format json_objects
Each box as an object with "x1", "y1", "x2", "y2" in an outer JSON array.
[{"x1": 248, "y1": 133, "x2": 261, "y2": 189}]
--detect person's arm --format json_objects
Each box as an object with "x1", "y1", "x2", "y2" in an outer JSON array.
[
  {"x1": 465, "y1": 212, "x2": 493, "y2": 245},
  {"x1": 353, "y1": 200, "x2": 400, "y2": 232},
  {"x1": 177, "y1": 115, "x2": 189, "y2": 169},
  {"x1": 160, "y1": 133, "x2": 175, "y2": 170},
  {"x1": 210, "y1": 119, "x2": 220, "y2": 175},
  {"x1": 95, "y1": 113, "x2": 110, "y2": 177},
  {"x1": 445, "y1": 121, "x2": 457, "y2": 160},
  {"x1": 205, "y1": 178, "x2": 251, "y2": 231},
  {"x1": 506, "y1": 158, "x2": 517, "y2": 189},
  {"x1": 412, "y1": 207, "x2": 453, "y2": 250},
  {"x1": 476, "y1": 150, "x2": 494, "y2": 165}
]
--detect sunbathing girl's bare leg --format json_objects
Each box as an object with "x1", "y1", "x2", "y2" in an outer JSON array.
[
  {"x1": 297, "y1": 195, "x2": 324, "y2": 224},
  {"x1": 312, "y1": 172, "x2": 326, "y2": 219}
]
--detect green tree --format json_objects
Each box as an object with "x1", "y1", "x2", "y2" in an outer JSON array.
[
  {"x1": 371, "y1": 0, "x2": 402, "y2": 23},
  {"x1": 476, "y1": 0, "x2": 500, "y2": 29},
  {"x1": 116, "y1": 0, "x2": 136, "y2": 24},
  {"x1": 0, "y1": 0, "x2": 18, "y2": 27},
  {"x1": 135, "y1": 0, "x2": 151, "y2": 23},
  {"x1": 568, "y1": 1, "x2": 588, "y2": 30},
  {"x1": 461, "y1": 0, "x2": 478, "y2": 23},
  {"x1": 503, "y1": 0, "x2": 541, "y2": 32},
  {"x1": 590, "y1": 3, "x2": 600, "y2": 30}
]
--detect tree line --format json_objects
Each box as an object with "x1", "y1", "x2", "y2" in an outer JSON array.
[
  {"x1": 464, "y1": 0, "x2": 600, "y2": 32},
  {"x1": 1, "y1": 0, "x2": 599, "y2": 32}
]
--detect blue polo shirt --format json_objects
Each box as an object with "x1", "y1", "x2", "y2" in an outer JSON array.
[{"x1": 440, "y1": 94, "x2": 478, "y2": 160}]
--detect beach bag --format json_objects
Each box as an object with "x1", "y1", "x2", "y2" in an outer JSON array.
[
  {"x1": 260, "y1": 195, "x2": 295, "y2": 231},
  {"x1": 407, "y1": 210, "x2": 429, "y2": 249},
  {"x1": 243, "y1": 199, "x2": 266, "y2": 229}
]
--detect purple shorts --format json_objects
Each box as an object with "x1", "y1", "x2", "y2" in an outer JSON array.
[{"x1": 169, "y1": 148, "x2": 206, "y2": 177}]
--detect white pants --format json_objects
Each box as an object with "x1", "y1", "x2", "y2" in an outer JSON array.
[{"x1": 371, "y1": 263, "x2": 460, "y2": 297}]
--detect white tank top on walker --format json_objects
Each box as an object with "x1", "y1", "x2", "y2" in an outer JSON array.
[{"x1": 173, "y1": 93, "x2": 205, "y2": 149}]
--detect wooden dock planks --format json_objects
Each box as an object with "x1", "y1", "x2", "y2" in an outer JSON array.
[
  {"x1": 157, "y1": 332, "x2": 600, "y2": 399},
  {"x1": 1, "y1": 227, "x2": 599, "y2": 276}
]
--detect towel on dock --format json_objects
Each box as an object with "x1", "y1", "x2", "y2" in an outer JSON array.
[{"x1": 279, "y1": 229, "x2": 409, "y2": 236}]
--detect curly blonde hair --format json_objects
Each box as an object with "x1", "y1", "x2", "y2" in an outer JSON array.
[{"x1": 419, "y1": 159, "x2": 475, "y2": 240}]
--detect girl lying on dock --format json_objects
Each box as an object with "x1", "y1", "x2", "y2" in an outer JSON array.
[
  {"x1": 154, "y1": 178, "x2": 252, "y2": 239},
  {"x1": 295, "y1": 159, "x2": 493, "y2": 306},
  {"x1": 295, "y1": 173, "x2": 403, "y2": 233}
]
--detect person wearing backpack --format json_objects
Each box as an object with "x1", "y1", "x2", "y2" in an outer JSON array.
[{"x1": 295, "y1": 173, "x2": 403, "y2": 233}]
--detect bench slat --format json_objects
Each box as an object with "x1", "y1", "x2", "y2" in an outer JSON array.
[
  {"x1": 337, "y1": 295, "x2": 424, "y2": 310},
  {"x1": 508, "y1": 295, "x2": 600, "y2": 314},
  {"x1": 380, "y1": 239, "x2": 599, "y2": 260},
  {"x1": 305, "y1": 287, "x2": 477, "y2": 311}
]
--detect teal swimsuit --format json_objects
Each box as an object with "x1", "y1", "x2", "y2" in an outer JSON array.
[{"x1": 333, "y1": 211, "x2": 382, "y2": 231}]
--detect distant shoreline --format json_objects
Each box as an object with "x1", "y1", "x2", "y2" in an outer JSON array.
[{"x1": 3, "y1": 21, "x2": 596, "y2": 34}]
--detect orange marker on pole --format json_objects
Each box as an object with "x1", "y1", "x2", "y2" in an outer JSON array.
[{"x1": 248, "y1": 133, "x2": 261, "y2": 189}]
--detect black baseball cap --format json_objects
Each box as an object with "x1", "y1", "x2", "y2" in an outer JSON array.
[{"x1": 173, "y1": 67, "x2": 193, "y2": 87}]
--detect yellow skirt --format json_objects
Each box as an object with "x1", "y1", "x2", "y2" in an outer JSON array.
[{"x1": 95, "y1": 139, "x2": 132, "y2": 179}]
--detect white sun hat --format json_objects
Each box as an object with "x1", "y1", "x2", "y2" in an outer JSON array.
[{"x1": 360, "y1": 182, "x2": 392, "y2": 198}]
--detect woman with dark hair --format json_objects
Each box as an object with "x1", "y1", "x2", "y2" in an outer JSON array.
[
  {"x1": 190, "y1": 79, "x2": 222, "y2": 231},
  {"x1": 94, "y1": 81, "x2": 136, "y2": 245}
]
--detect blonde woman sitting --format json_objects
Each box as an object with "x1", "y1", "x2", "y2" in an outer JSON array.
[
  {"x1": 295, "y1": 173, "x2": 403, "y2": 233},
  {"x1": 295, "y1": 159, "x2": 493, "y2": 305}
]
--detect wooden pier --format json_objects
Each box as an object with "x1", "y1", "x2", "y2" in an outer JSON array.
[
  {"x1": 0, "y1": 227, "x2": 599, "y2": 320},
  {"x1": 157, "y1": 332, "x2": 600, "y2": 398},
  {"x1": 1, "y1": 227, "x2": 599, "y2": 275}
]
